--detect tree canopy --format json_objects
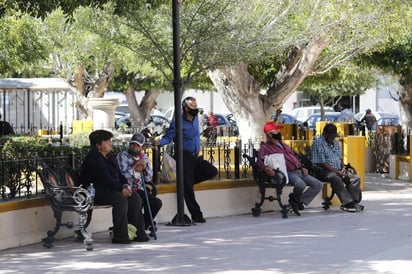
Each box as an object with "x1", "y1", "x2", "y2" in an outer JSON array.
[
  {"x1": 1, "y1": 0, "x2": 411, "y2": 140},
  {"x1": 0, "y1": 9, "x2": 48, "y2": 76}
]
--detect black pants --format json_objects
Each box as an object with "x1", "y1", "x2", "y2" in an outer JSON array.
[
  {"x1": 138, "y1": 189, "x2": 163, "y2": 228},
  {"x1": 182, "y1": 152, "x2": 218, "y2": 219},
  {"x1": 316, "y1": 170, "x2": 362, "y2": 205},
  {"x1": 108, "y1": 191, "x2": 146, "y2": 241}
]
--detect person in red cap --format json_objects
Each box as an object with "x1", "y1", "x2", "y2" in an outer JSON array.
[{"x1": 257, "y1": 121, "x2": 323, "y2": 216}]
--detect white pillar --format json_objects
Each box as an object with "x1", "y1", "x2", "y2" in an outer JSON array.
[{"x1": 88, "y1": 98, "x2": 120, "y2": 130}]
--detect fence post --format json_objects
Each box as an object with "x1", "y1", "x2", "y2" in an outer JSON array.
[
  {"x1": 234, "y1": 144, "x2": 240, "y2": 179},
  {"x1": 152, "y1": 146, "x2": 161, "y2": 184}
]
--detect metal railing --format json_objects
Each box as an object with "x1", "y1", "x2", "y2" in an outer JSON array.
[{"x1": 0, "y1": 140, "x2": 257, "y2": 202}]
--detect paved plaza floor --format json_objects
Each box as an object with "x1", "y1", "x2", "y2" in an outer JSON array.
[{"x1": 1, "y1": 173, "x2": 412, "y2": 273}]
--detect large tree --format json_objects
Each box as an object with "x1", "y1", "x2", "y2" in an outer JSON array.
[
  {"x1": 3, "y1": 0, "x2": 411, "y2": 141},
  {"x1": 89, "y1": 0, "x2": 410, "y2": 141},
  {"x1": 360, "y1": 34, "x2": 412, "y2": 131},
  {"x1": 204, "y1": 0, "x2": 411, "y2": 141}
]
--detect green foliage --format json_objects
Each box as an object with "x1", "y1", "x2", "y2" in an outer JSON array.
[
  {"x1": 360, "y1": 35, "x2": 412, "y2": 81},
  {"x1": 1, "y1": 136, "x2": 49, "y2": 159},
  {"x1": 0, "y1": 1, "x2": 166, "y2": 19},
  {"x1": 299, "y1": 64, "x2": 377, "y2": 105},
  {"x1": 0, "y1": 9, "x2": 48, "y2": 76},
  {"x1": 68, "y1": 132, "x2": 90, "y2": 148}
]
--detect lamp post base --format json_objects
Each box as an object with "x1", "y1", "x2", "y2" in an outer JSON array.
[{"x1": 166, "y1": 214, "x2": 193, "y2": 226}]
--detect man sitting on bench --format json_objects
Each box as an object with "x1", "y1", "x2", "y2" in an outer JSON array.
[
  {"x1": 257, "y1": 121, "x2": 323, "y2": 216},
  {"x1": 311, "y1": 123, "x2": 364, "y2": 213}
]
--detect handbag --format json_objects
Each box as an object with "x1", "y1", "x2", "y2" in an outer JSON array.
[
  {"x1": 161, "y1": 151, "x2": 176, "y2": 183},
  {"x1": 264, "y1": 153, "x2": 289, "y2": 183}
]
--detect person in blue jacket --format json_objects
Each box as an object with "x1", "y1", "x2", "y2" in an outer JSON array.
[
  {"x1": 156, "y1": 97, "x2": 218, "y2": 223},
  {"x1": 79, "y1": 130, "x2": 149, "y2": 244}
]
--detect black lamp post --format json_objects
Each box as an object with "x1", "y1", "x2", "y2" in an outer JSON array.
[{"x1": 168, "y1": 0, "x2": 192, "y2": 226}]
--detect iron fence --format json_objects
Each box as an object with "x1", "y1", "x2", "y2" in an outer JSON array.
[{"x1": 0, "y1": 140, "x2": 257, "y2": 203}]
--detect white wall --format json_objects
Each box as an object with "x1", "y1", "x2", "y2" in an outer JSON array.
[
  {"x1": 359, "y1": 75, "x2": 400, "y2": 115},
  {"x1": 0, "y1": 186, "x2": 324, "y2": 250}
]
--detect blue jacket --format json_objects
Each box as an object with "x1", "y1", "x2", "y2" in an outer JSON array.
[{"x1": 159, "y1": 113, "x2": 200, "y2": 154}]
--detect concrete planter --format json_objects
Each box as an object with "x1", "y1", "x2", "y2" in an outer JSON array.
[{"x1": 88, "y1": 98, "x2": 120, "y2": 130}]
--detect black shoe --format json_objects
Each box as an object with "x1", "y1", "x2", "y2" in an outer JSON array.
[
  {"x1": 192, "y1": 216, "x2": 206, "y2": 223},
  {"x1": 354, "y1": 204, "x2": 365, "y2": 212},
  {"x1": 288, "y1": 193, "x2": 301, "y2": 216},
  {"x1": 298, "y1": 202, "x2": 305, "y2": 211},
  {"x1": 112, "y1": 238, "x2": 132, "y2": 244},
  {"x1": 133, "y1": 234, "x2": 150, "y2": 242},
  {"x1": 340, "y1": 202, "x2": 358, "y2": 213},
  {"x1": 288, "y1": 200, "x2": 301, "y2": 216},
  {"x1": 145, "y1": 221, "x2": 157, "y2": 231},
  {"x1": 148, "y1": 224, "x2": 157, "y2": 233}
]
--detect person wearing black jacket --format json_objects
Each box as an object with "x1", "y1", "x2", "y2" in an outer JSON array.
[
  {"x1": 79, "y1": 130, "x2": 149, "y2": 244},
  {"x1": 0, "y1": 114, "x2": 14, "y2": 136}
]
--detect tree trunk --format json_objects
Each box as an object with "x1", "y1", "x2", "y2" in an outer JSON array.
[
  {"x1": 399, "y1": 78, "x2": 412, "y2": 133},
  {"x1": 207, "y1": 63, "x2": 265, "y2": 143},
  {"x1": 207, "y1": 34, "x2": 337, "y2": 143},
  {"x1": 70, "y1": 62, "x2": 114, "y2": 119},
  {"x1": 126, "y1": 87, "x2": 161, "y2": 129}
]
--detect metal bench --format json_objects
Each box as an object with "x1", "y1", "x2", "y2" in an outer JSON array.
[
  {"x1": 244, "y1": 148, "x2": 357, "y2": 216},
  {"x1": 243, "y1": 150, "x2": 289, "y2": 218},
  {"x1": 36, "y1": 162, "x2": 96, "y2": 250}
]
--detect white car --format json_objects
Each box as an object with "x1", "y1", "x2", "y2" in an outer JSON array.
[{"x1": 289, "y1": 106, "x2": 335, "y2": 123}]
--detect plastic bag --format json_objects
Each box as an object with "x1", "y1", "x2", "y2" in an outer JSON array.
[
  {"x1": 161, "y1": 152, "x2": 176, "y2": 183},
  {"x1": 264, "y1": 153, "x2": 289, "y2": 183}
]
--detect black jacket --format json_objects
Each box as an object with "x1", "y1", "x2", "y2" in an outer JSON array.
[{"x1": 79, "y1": 149, "x2": 127, "y2": 205}]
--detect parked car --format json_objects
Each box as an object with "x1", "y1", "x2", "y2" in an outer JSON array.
[
  {"x1": 355, "y1": 111, "x2": 400, "y2": 130},
  {"x1": 271, "y1": 113, "x2": 298, "y2": 124},
  {"x1": 302, "y1": 112, "x2": 341, "y2": 130},
  {"x1": 115, "y1": 104, "x2": 130, "y2": 114},
  {"x1": 114, "y1": 111, "x2": 127, "y2": 122},
  {"x1": 289, "y1": 106, "x2": 335, "y2": 123},
  {"x1": 115, "y1": 114, "x2": 170, "y2": 136}
]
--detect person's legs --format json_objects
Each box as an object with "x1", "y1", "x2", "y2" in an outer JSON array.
[
  {"x1": 182, "y1": 153, "x2": 203, "y2": 221},
  {"x1": 127, "y1": 192, "x2": 149, "y2": 240},
  {"x1": 321, "y1": 171, "x2": 354, "y2": 206},
  {"x1": 194, "y1": 157, "x2": 218, "y2": 184},
  {"x1": 300, "y1": 174, "x2": 323, "y2": 206},
  {"x1": 287, "y1": 171, "x2": 306, "y2": 215},
  {"x1": 346, "y1": 174, "x2": 362, "y2": 203},
  {"x1": 287, "y1": 171, "x2": 305, "y2": 201},
  {"x1": 138, "y1": 190, "x2": 162, "y2": 229},
  {"x1": 110, "y1": 191, "x2": 130, "y2": 243}
]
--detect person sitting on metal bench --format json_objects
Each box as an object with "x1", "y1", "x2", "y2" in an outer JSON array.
[
  {"x1": 257, "y1": 121, "x2": 323, "y2": 216},
  {"x1": 79, "y1": 129, "x2": 149, "y2": 244},
  {"x1": 117, "y1": 132, "x2": 162, "y2": 238},
  {"x1": 311, "y1": 123, "x2": 364, "y2": 213}
]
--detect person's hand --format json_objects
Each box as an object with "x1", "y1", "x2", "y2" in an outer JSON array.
[
  {"x1": 121, "y1": 184, "x2": 132, "y2": 197},
  {"x1": 133, "y1": 160, "x2": 146, "y2": 172},
  {"x1": 300, "y1": 167, "x2": 308, "y2": 176},
  {"x1": 265, "y1": 166, "x2": 275, "y2": 177},
  {"x1": 337, "y1": 169, "x2": 346, "y2": 177}
]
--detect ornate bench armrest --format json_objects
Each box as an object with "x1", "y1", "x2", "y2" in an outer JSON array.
[{"x1": 48, "y1": 186, "x2": 93, "y2": 213}]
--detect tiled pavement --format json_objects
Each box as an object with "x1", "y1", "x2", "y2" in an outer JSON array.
[{"x1": 1, "y1": 173, "x2": 412, "y2": 274}]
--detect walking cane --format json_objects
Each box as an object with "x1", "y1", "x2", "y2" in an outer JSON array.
[{"x1": 137, "y1": 171, "x2": 157, "y2": 240}]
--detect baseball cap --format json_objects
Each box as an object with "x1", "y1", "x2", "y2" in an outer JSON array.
[
  {"x1": 323, "y1": 123, "x2": 339, "y2": 137},
  {"x1": 130, "y1": 132, "x2": 146, "y2": 146},
  {"x1": 263, "y1": 121, "x2": 283, "y2": 133}
]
